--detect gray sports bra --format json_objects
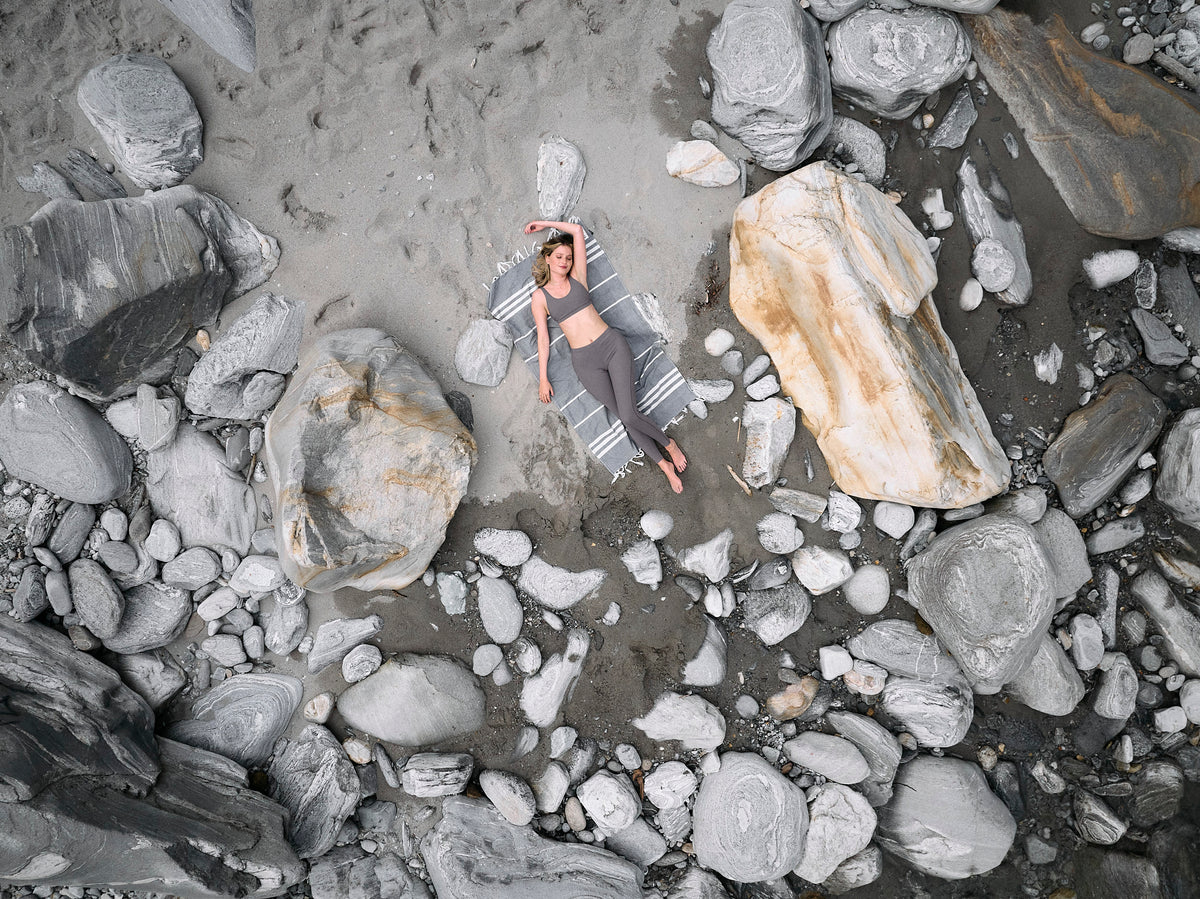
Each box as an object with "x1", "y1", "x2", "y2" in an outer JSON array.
[{"x1": 543, "y1": 276, "x2": 592, "y2": 323}]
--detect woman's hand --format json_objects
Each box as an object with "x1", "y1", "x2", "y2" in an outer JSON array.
[
  {"x1": 539, "y1": 378, "x2": 554, "y2": 403},
  {"x1": 524, "y1": 221, "x2": 545, "y2": 234}
]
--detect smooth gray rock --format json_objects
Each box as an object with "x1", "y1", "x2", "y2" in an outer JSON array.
[
  {"x1": 678, "y1": 528, "x2": 734, "y2": 583},
  {"x1": 644, "y1": 761, "x2": 698, "y2": 811},
  {"x1": 109, "y1": 649, "x2": 187, "y2": 710},
  {"x1": 632, "y1": 692, "x2": 726, "y2": 752},
  {"x1": 0, "y1": 616, "x2": 158, "y2": 801},
  {"x1": 77, "y1": 53, "x2": 202, "y2": 189},
  {"x1": 12, "y1": 567, "x2": 48, "y2": 622},
  {"x1": 1131, "y1": 572, "x2": 1200, "y2": 676},
  {"x1": 48, "y1": 501, "x2": 96, "y2": 564},
  {"x1": 478, "y1": 769, "x2": 537, "y2": 826},
  {"x1": 342, "y1": 643, "x2": 382, "y2": 683},
  {"x1": 822, "y1": 845, "x2": 883, "y2": 895},
  {"x1": 1074, "y1": 790, "x2": 1127, "y2": 845},
  {"x1": 819, "y1": 114, "x2": 887, "y2": 186},
  {"x1": 707, "y1": 0, "x2": 832, "y2": 171},
  {"x1": 421, "y1": 796, "x2": 644, "y2": 898},
  {"x1": 845, "y1": 620, "x2": 964, "y2": 684},
  {"x1": 265, "y1": 329, "x2": 476, "y2": 592},
  {"x1": 603, "y1": 817, "x2": 667, "y2": 869},
  {"x1": 161, "y1": 546, "x2": 223, "y2": 590},
  {"x1": 521, "y1": 629, "x2": 590, "y2": 727},
  {"x1": 793, "y1": 783, "x2": 877, "y2": 885},
  {"x1": 956, "y1": 153, "x2": 1032, "y2": 307},
  {"x1": 738, "y1": 581, "x2": 811, "y2": 645},
  {"x1": 518, "y1": 555, "x2": 606, "y2": 610},
  {"x1": 693, "y1": 752, "x2": 808, "y2": 882},
  {"x1": 841, "y1": 565, "x2": 890, "y2": 615},
  {"x1": 1044, "y1": 373, "x2": 1166, "y2": 519},
  {"x1": 1093, "y1": 653, "x2": 1139, "y2": 720},
  {"x1": 1086, "y1": 516, "x2": 1145, "y2": 555},
  {"x1": 136, "y1": 383, "x2": 180, "y2": 453},
  {"x1": 185, "y1": 293, "x2": 304, "y2": 419},
  {"x1": 828, "y1": 7, "x2": 971, "y2": 119},
  {"x1": 1072, "y1": 847, "x2": 1162, "y2": 899},
  {"x1": 782, "y1": 732, "x2": 869, "y2": 784},
  {"x1": 1132, "y1": 308, "x2": 1189, "y2": 366},
  {"x1": 929, "y1": 85, "x2": 977, "y2": 150},
  {"x1": 401, "y1": 753, "x2": 474, "y2": 797},
  {"x1": 621, "y1": 539, "x2": 663, "y2": 589},
  {"x1": 157, "y1": 0, "x2": 257, "y2": 72},
  {"x1": 640, "y1": 509, "x2": 675, "y2": 540},
  {"x1": 0, "y1": 381, "x2": 132, "y2": 503},
  {"x1": 806, "y1": 0, "x2": 867, "y2": 21},
  {"x1": 1070, "y1": 614, "x2": 1105, "y2": 671},
  {"x1": 474, "y1": 527, "x2": 534, "y2": 567},
  {"x1": 60, "y1": 148, "x2": 127, "y2": 199},
  {"x1": 825, "y1": 710, "x2": 902, "y2": 802},
  {"x1": 338, "y1": 654, "x2": 486, "y2": 745},
  {"x1": 879, "y1": 676, "x2": 974, "y2": 748},
  {"x1": 477, "y1": 576, "x2": 523, "y2": 644},
  {"x1": 268, "y1": 724, "x2": 360, "y2": 859},
  {"x1": 97, "y1": 539, "x2": 139, "y2": 575},
  {"x1": 971, "y1": 239, "x2": 1016, "y2": 294},
  {"x1": 742, "y1": 398, "x2": 795, "y2": 488},
  {"x1": 1159, "y1": 261, "x2": 1200, "y2": 347},
  {"x1": 228, "y1": 554, "x2": 284, "y2": 595},
  {"x1": 682, "y1": 617, "x2": 727, "y2": 687},
  {"x1": 147, "y1": 422, "x2": 258, "y2": 555},
  {"x1": 454, "y1": 319, "x2": 513, "y2": 388},
  {"x1": 145, "y1": 518, "x2": 182, "y2": 562},
  {"x1": 0, "y1": 186, "x2": 277, "y2": 400},
  {"x1": 907, "y1": 513, "x2": 1055, "y2": 693},
  {"x1": 169, "y1": 673, "x2": 302, "y2": 768},
  {"x1": 1156, "y1": 409, "x2": 1200, "y2": 531},
  {"x1": 1004, "y1": 633, "x2": 1085, "y2": 716},
  {"x1": 688, "y1": 379, "x2": 735, "y2": 404},
  {"x1": 67, "y1": 558, "x2": 124, "y2": 641},
  {"x1": 537, "y1": 136, "x2": 586, "y2": 222},
  {"x1": 877, "y1": 756, "x2": 1015, "y2": 879},
  {"x1": 103, "y1": 580, "x2": 191, "y2": 654},
  {"x1": 1033, "y1": 508, "x2": 1091, "y2": 599}
]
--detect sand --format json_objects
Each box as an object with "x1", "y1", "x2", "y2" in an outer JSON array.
[{"x1": 0, "y1": 0, "x2": 1186, "y2": 895}]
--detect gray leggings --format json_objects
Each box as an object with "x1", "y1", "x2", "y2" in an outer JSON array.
[{"x1": 572, "y1": 328, "x2": 669, "y2": 463}]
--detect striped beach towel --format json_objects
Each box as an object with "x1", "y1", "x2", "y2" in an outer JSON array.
[{"x1": 487, "y1": 228, "x2": 694, "y2": 478}]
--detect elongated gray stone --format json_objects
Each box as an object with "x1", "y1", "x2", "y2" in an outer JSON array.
[
  {"x1": 18, "y1": 161, "x2": 81, "y2": 201},
  {"x1": 521, "y1": 629, "x2": 590, "y2": 727},
  {"x1": 825, "y1": 710, "x2": 902, "y2": 797},
  {"x1": 421, "y1": 796, "x2": 644, "y2": 898},
  {"x1": 157, "y1": 0, "x2": 257, "y2": 72},
  {"x1": 60, "y1": 148, "x2": 126, "y2": 199},
  {"x1": 103, "y1": 580, "x2": 191, "y2": 654},
  {"x1": 956, "y1": 153, "x2": 1032, "y2": 307},
  {"x1": 1156, "y1": 409, "x2": 1200, "y2": 531},
  {"x1": 339, "y1": 655, "x2": 486, "y2": 745},
  {"x1": 1131, "y1": 572, "x2": 1200, "y2": 676},
  {"x1": 169, "y1": 672, "x2": 302, "y2": 769},
  {"x1": 877, "y1": 757, "x2": 1014, "y2": 879},
  {"x1": 742, "y1": 398, "x2": 795, "y2": 489},
  {"x1": 907, "y1": 514, "x2": 1055, "y2": 693},
  {"x1": 518, "y1": 555, "x2": 606, "y2": 610},
  {"x1": 782, "y1": 732, "x2": 869, "y2": 784},
  {"x1": 161, "y1": 546, "x2": 222, "y2": 590},
  {"x1": 537, "y1": 136, "x2": 586, "y2": 222},
  {"x1": 402, "y1": 753, "x2": 474, "y2": 797},
  {"x1": 693, "y1": 753, "x2": 808, "y2": 882},
  {"x1": 308, "y1": 614, "x2": 383, "y2": 673},
  {"x1": 77, "y1": 53, "x2": 202, "y2": 189},
  {"x1": 1033, "y1": 508, "x2": 1091, "y2": 600},
  {"x1": 929, "y1": 86, "x2": 977, "y2": 150},
  {"x1": 268, "y1": 724, "x2": 360, "y2": 859},
  {"x1": 828, "y1": 7, "x2": 971, "y2": 119},
  {"x1": 707, "y1": 0, "x2": 832, "y2": 171},
  {"x1": 1132, "y1": 308, "x2": 1188, "y2": 366},
  {"x1": 477, "y1": 576, "x2": 523, "y2": 644},
  {"x1": 67, "y1": 558, "x2": 125, "y2": 641},
  {"x1": 185, "y1": 293, "x2": 304, "y2": 419},
  {"x1": 0, "y1": 381, "x2": 132, "y2": 504}
]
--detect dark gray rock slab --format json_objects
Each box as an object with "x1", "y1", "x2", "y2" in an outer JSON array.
[
  {"x1": 268, "y1": 724, "x2": 360, "y2": 859},
  {"x1": 170, "y1": 672, "x2": 303, "y2": 769},
  {"x1": 67, "y1": 558, "x2": 125, "y2": 641},
  {"x1": 157, "y1": 0, "x2": 257, "y2": 72},
  {"x1": 1128, "y1": 761, "x2": 1184, "y2": 828},
  {"x1": 308, "y1": 847, "x2": 432, "y2": 899},
  {"x1": 12, "y1": 567, "x2": 48, "y2": 622},
  {"x1": 185, "y1": 293, "x2": 304, "y2": 419},
  {"x1": 0, "y1": 381, "x2": 132, "y2": 503},
  {"x1": 103, "y1": 580, "x2": 191, "y2": 654},
  {"x1": 1072, "y1": 847, "x2": 1162, "y2": 899},
  {"x1": 77, "y1": 53, "x2": 202, "y2": 189},
  {"x1": 1155, "y1": 409, "x2": 1200, "y2": 531},
  {"x1": 1130, "y1": 572, "x2": 1200, "y2": 676},
  {"x1": 109, "y1": 649, "x2": 188, "y2": 710},
  {"x1": 956, "y1": 153, "x2": 1032, "y2": 307},
  {"x1": 0, "y1": 186, "x2": 278, "y2": 400},
  {"x1": 60, "y1": 148, "x2": 126, "y2": 199},
  {"x1": 1043, "y1": 373, "x2": 1166, "y2": 519},
  {"x1": 263, "y1": 328, "x2": 476, "y2": 592},
  {"x1": 929, "y1": 86, "x2": 977, "y2": 150},
  {"x1": 828, "y1": 7, "x2": 971, "y2": 119},
  {"x1": 1132, "y1": 308, "x2": 1188, "y2": 366},
  {"x1": 1158, "y1": 262, "x2": 1200, "y2": 347},
  {"x1": 707, "y1": 0, "x2": 832, "y2": 171},
  {"x1": 422, "y1": 796, "x2": 644, "y2": 898}
]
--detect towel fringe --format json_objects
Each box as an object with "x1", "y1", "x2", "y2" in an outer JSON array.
[{"x1": 486, "y1": 221, "x2": 582, "y2": 287}]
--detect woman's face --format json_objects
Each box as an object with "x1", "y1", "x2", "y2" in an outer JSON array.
[{"x1": 548, "y1": 245, "x2": 573, "y2": 276}]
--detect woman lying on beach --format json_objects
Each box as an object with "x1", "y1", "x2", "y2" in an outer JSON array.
[{"x1": 525, "y1": 219, "x2": 688, "y2": 493}]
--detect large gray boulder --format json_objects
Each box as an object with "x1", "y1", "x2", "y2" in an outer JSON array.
[
  {"x1": 338, "y1": 655, "x2": 486, "y2": 745},
  {"x1": 827, "y1": 7, "x2": 971, "y2": 119},
  {"x1": 1155, "y1": 409, "x2": 1200, "y2": 531},
  {"x1": 707, "y1": 0, "x2": 832, "y2": 171},
  {"x1": 146, "y1": 421, "x2": 258, "y2": 555},
  {"x1": 264, "y1": 328, "x2": 477, "y2": 592},
  {"x1": 169, "y1": 673, "x2": 304, "y2": 769},
  {"x1": 421, "y1": 796, "x2": 644, "y2": 898},
  {"x1": 876, "y1": 756, "x2": 1016, "y2": 879},
  {"x1": 268, "y1": 725, "x2": 360, "y2": 859},
  {"x1": 1043, "y1": 374, "x2": 1166, "y2": 519},
  {"x1": 692, "y1": 752, "x2": 808, "y2": 882},
  {"x1": 906, "y1": 513, "x2": 1055, "y2": 693},
  {"x1": 0, "y1": 186, "x2": 278, "y2": 400},
  {"x1": 185, "y1": 293, "x2": 304, "y2": 420},
  {"x1": 77, "y1": 53, "x2": 202, "y2": 189},
  {"x1": 0, "y1": 380, "x2": 132, "y2": 503},
  {"x1": 157, "y1": 0, "x2": 257, "y2": 73}
]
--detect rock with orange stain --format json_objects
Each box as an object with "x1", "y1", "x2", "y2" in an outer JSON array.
[
  {"x1": 967, "y1": 9, "x2": 1200, "y2": 239},
  {"x1": 264, "y1": 328, "x2": 477, "y2": 592},
  {"x1": 729, "y1": 162, "x2": 1009, "y2": 508}
]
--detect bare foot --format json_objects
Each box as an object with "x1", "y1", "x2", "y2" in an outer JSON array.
[
  {"x1": 658, "y1": 458, "x2": 684, "y2": 494},
  {"x1": 665, "y1": 439, "x2": 687, "y2": 472}
]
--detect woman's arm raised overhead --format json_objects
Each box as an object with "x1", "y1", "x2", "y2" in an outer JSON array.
[{"x1": 524, "y1": 219, "x2": 587, "y2": 287}]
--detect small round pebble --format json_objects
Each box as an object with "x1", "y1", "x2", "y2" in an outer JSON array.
[
  {"x1": 735, "y1": 694, "x2": 760, "y2": 718},
  {"x1": 473, "y1": 643, "x2": 504, "y2": 676},
  {"x1": 842, "y1": 565, "x2": 890, "y2": 615},
  {"x1": 1123, "y1": 32, "x2": 1154, "y2": 64},
  {"x1": 640, "y1": 509, "x2": 674, "y2": 541},
  {"x1": 704, "y1": 328, "x2": 735, "y2": 356}
]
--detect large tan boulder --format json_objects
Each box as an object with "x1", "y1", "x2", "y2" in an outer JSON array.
[
  {"x1": 729, "y1": 162, "x2": 1009, "y2": 508},
  {"x1": 264, "y1": 328, "x2": 476, "y2": 592}
]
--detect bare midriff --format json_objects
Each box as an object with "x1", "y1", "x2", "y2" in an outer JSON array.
[{"x1": 556, "y1": 304, "x2": 610, "y2": 349}]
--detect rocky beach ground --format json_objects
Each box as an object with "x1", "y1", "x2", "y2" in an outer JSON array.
[{"x1": 0, "y1": 0, "x2": 1199, "y2": 897}]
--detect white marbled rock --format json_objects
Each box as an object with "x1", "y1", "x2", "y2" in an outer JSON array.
[
  {"x1": 520, "y1": 629, "x2": 590, "y2": 727},
  {"x1": 1155, "y1": 409, "x2": 1200, "y2": 531},
  {"x1": 1083, "y1": 249, "x2": 1140, "y2": 288},
  {"x1": 666, "y1": 141, "x2": 739, "y2": 188},
  {"x1": 730, "y1": 163, "x2": 1009, "y2": 507},
  {"x1": 678, "y1": 529, "x2": 734, "y2": 583},
  {"x1": 474, "y1": 527, "x2": 534, "y2": 567},
  {"x1": 791, "y1": 545, "x2": 853, "y2": 595},
  {"x1": 692, "y1": 752, "x2": 809, "y2": 882},
  {"x1": 169, "y1": 672, "x2": 302, "y2": 768},
  {"x1": 739, "y1": 582, "x2": 811, "y2": 645},
  {"x1": 1093, "y1": 652, "x2": 1139, "y2": 719},
  {"x1": 633, "y1": 691, "x2": 726, "y2": 752},
  {"x1": 645, "y1": 761, "x2": 698, "y2": 810},
  {"x1": 873, "y1": 502, "x2": 915, "y2": 539},
  {"x1": 878, "y1": 677, "x2": 974, "y2": 748},
  {"x1": 621, "y1": 539, "x2": 662, "y2": 589},
  {"x1": 640, "y1": 510, "x2": 674, "y2": 541},
  {"x1": 518, "y1": 555, "x2": 606, "y2": 610},
  {"x1": 578, "y1": 771, "x2": 641, "y2": 831},
  {"x1": 268, "y1": 724, "x2": 360, "y2": 859},
  {"x1": 742, "y1": 397, "x2": 796, "y2": 489},
  {"x1": 793, "y1": 783, "x2": 877, "y2": 884},
  {"x1": 537, "y1": 136, "x2": 586, "y2": 222}
]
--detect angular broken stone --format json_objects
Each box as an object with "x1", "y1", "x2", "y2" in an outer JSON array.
[
  {"x1": 827, "y1": 7, "x2": 971, "y2": 119},
  {"x1": 338, "y1": 655, "x2": 485, "y2": 745},
  {"x1": 739, "y1": 581, "x2": 811, "y2": 645},
  {"x1": 262, "y1": 593, "x2": 308, "y2": 656},
  {"x1": 682, "y1": 617, "x2": 727, "y2": 687},
  {"x1": 1003, "y1": 633, "x2": 1085, "y2": 716},
  {"x1": 77, "y1": 53, "x2": 202, "y2": 189},
  {"x1": 929, "y1": 85, "x2": 977, "y2": 150},
  {"x1": 621, "y1": 539, "x2": 663, "y2": 589},
  {"x1": 518, "y1": 555, "x2": 606, "y2": 610},
  {"x1": 877, "y1": 756, "x2": 1015, "y2": 879},
  {"x1": 169, "y1": 672, "x2": 302, "y2": 768},
  {"x1": 706, "y1": 0, "x2": 832, "y2": 171},
  {"x1": 769, "y1": 487, "x2": 826, "y2": 522},
  {"x1": 474, "y1": 527, "x2": 534, "y2": 567},
  {"x1": 679, "y1": 528, "x2": 734, "y2": 583},
  {"x1": 633, "y1": 692, "x2": 726, "y2": 752},
  {"x1": 108, "y1": 648, "x2": 188, "y2": 710},
  {"x1": 454, "y1": 319, "x2": 514, "y2": 388},
  {"x1": 693, "y1": 752, "x2": 809, "y2": 882},
  {"x1": 521, "y1": 629, "x2": 590, "y2": 727},
  {"x1": 825, "y1": 710, "x2": 902, "y2": 804},
  {"x1": 791, "y1": 545, "x2": 853, "y2": 595},
  {"x1": 793, "y1": 783, "x2": 877, "y2": 885},
  {"x1": 765, "y1": 677, "x2": 820, "y2": 720},
  {"x1": 742, "y1": 398, "x2": 796, "y2": 489},
  {"x1": 1132, "y1": 308, "x2": 1188, "y2": 366},
  {"x1": 907, "y1": 513, "x2": 1055, "y2": 693},
  {"x1": 268, "y1": 724, "x2": 361, "y2": 859},
  {"x1": 537, "y1": 135, "x2": 586, "y2": 222},
  {"x1": 730, "y1": 163, "x2": 1009, "y2": 507},
  {"x1": 666, "y1": 140, "x2": 740, "y2": 188},
  {"x1": 402, "y1": 753, "x2": 474, "y2": 797},
  {"x1": 644, "y1": 761, "x2": 698, "y2": 811},
  {"x1": 956, "y1": 153, "x2": 1032, "y2": 307},
  {"x1": 578, "y1": 771, "x2": 641, "y2": 832},
  {"x1": 757, "y1": 512, "x2": 803, "y2": 555}
]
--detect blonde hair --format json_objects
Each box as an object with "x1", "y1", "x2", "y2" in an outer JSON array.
[{"x1": 531, "y1": 234, "x2": 572, "y2": 288}]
